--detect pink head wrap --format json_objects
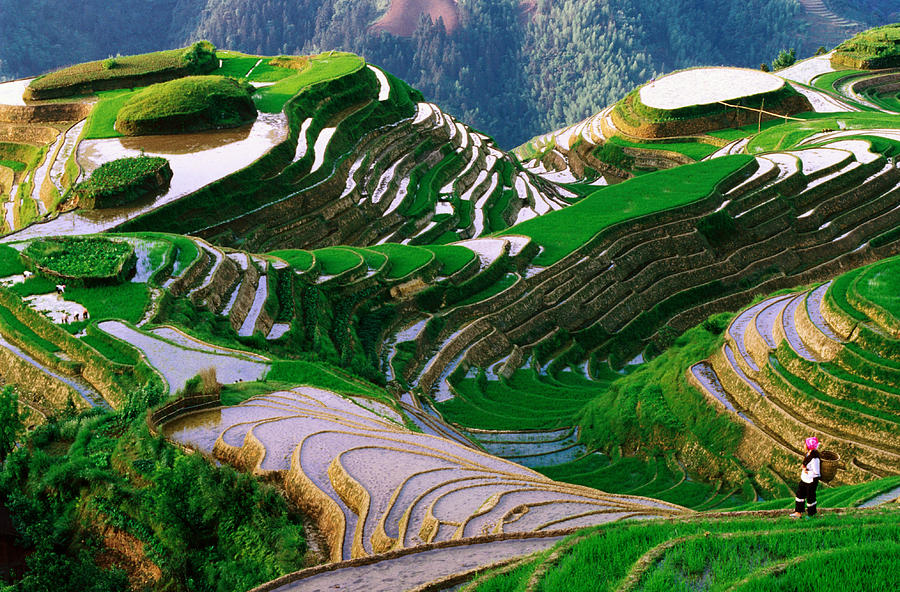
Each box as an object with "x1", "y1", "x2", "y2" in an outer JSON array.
[{"x1": 805, "y1": 437, "x2": 819, "y2": 450}]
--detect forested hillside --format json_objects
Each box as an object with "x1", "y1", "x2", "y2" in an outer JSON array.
[{"x1": 1, "y1": 0, "x2": 896, "y2": 147}]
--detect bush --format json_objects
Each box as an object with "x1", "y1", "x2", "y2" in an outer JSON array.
[
  {"x1": 697, "y1": 210, "x2": 737, "y2": 247},
  {"x1": 770, "y1": 48, "x2": 796, "y2": 71},
  {"x1": 74, "y1": 156, "x2": 171, "y2": 209},
  {"x1": 22, "y1": 237, "x2": 135, "y2": 284}
]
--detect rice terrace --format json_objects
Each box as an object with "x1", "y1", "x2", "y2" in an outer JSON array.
[{"x1": 0, "y1": 16, "x2": 899, "y2": 592}]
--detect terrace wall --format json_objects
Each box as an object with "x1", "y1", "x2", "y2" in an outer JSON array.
[
  {"x1": 0, "y1": 343, "x2": 84, "y2": 410},
  {"x1": 0, "y1": 102, "x2": 92, "y2": 124}
]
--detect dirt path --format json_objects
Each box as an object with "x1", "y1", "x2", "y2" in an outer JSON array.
[{"x1": 255, "y1": 535, "x2": 561, "y2": 592}]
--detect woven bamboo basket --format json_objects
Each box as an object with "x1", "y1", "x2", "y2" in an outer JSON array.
[{"x1": 820, "y1": 450, "x2": 840, "y2": 482}]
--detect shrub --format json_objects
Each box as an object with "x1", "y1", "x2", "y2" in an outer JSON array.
[
  {"x1": 770, "y1": 48, "x2": 797, "y2": 71},
  {"x1": 74, "y1": 156, "x2": 171, "y2": 209},
  {"x1": 22, "y1": 237, "x2": 135, "y2": 284},
  {"x1": 697, "y1": 210, "x2": 737, "y2": 247}
]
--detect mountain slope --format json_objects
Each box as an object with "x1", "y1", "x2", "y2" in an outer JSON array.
[{"x1": 2, "y1": 0, "x2": 896, "y2": 147}]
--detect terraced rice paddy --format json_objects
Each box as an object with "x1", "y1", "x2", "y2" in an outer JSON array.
[
  {"x1": 2, "y1": 113, "x2": 287, "y2": 240},
  {"x1": 164, "y1": 387, "x2": 688, "y2": 561},
  {"x1": 639, "y1": 68, "x2": 785, "y2": 110},
  {"x1": 4, "y1": 31, "x2": 900, "y2": 591},
  {"x1": 691, "y1": 260, "x2": 900, "y2": 483},
  {"x1": 99, "y1": 320, "x2": 268, "y2": 394}
]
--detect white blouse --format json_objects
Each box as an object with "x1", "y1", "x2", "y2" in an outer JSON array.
[{"x1": 801, "y1": 457, "x2": 821, "y2": 483}]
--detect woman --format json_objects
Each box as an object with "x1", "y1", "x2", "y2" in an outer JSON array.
[{"x1": 790, "y1": 437, "x2": 821, "y2": 518}]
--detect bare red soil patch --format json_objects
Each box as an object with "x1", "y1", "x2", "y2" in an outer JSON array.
[{"x1": 371, "y1": 0, "x2": 459, "y2": 36}]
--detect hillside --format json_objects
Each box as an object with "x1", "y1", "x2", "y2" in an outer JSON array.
[
  {"x1": 0, "y1": 24, "x2": 900, "y2": 592},
  {"x1": 2, "y1": 0, "x2": 898, "y2": 147}
]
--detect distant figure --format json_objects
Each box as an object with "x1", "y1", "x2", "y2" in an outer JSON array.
[
  {"x1": 73, "y1": 312, "x2": 80, "y2": 322},
  {"x1": 56, "y1": 284, "x2": 65, "y2": 295},
  {"x1": 83, "y1": 310, "x2": 89, "y2": 321},
  {"x1": 790, "y1": 437, "x2": 821, "y2": 518},
  {"x1": 22, "y1": 271, "x2": 33, "y2": 279},
  {"x1": 64, "y1": 313, "x2": 70, "y2": 324}
]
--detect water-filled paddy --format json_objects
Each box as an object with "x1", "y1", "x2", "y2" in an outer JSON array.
[{"x1": 2, "y1": 112, "x2": 287, "y2": 242}]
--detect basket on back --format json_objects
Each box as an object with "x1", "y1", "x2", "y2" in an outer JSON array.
[{"x1": 820, "y1": 450, "x2": 840, "y2": 482}]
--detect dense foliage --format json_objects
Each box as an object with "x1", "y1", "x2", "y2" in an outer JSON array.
[
  {"x1": 75, "y1": 156, "x2": 172, "y2": 208},
  {"x1": 0, "y1": 397, "x2": 307, "y2": 591},
  {"x1": 23, "y1": 238, "x2": 134, "y2": 280},
  {"x1": 1, "y1": 0, "x2": 884, "y2": 146},
  {"x1": 0, "y1": 385, "x2": 21, "y2": 464}
]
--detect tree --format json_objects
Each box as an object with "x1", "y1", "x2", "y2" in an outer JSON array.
[
  {"x1": 0, "y1": 385, "x2": 22, "y2": 464},
  {"x1": 771, "y1": 47, "x2": 797, "y2": 70}
]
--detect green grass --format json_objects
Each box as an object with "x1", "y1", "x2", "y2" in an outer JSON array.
[
  {"x1": 219, "y1": 379, "x2": 299, "y2": 406},
  {"x1": 503, "y1": 155, "x2": 752, "y2": 266},
  {"x1": 213, "y1": 56, "x2": 263, "y2": 78},
  {"x1": 826, "y1": 267, "x2": 869, "y2": 321},
  {"x1": 345, "y1": 247, "x2": 388, "y2": 270},
  {"x1": 27, "y1": 42, "x2": 217, "y2": 98},
  {"x1": 8, "y1": 276, "x2": 55, "y2": 297},
  {"x1": 63, "y1": 283, "x2": 150, "y2": 324},
  {"x1": 215, "y1": 53, "x2": 299, "y2": 83},
  {"x1": 470, "y1": 508, "x2": 900, "y2": 592},
  {"x1": 535, "y1": 452, "x2": 740, "y2": 510},
  {"x1": 0, "y1": 245, "x2": 25, "y2": 277},
  {"x1": 0, "y1": 159, "x2": 26, "y2": 172},
  {"x1": 746, "y1": 112, "x2": 900, "y2": 153},
  {"x1": 866, "y1": 90, "x2": 900, "y2": 111},
  {"x1": 852, "y1": 257, "x2": 900, "y2": 326},
  {"x1": 169, "y1": 236, "x2": 200, "y2": 277},
  {"x1": 768, "y1": 355, "x2": 900, "y2": 428},
  {"x1": 116, "y1": 76, "x2": 256, "y2": 135},
  {"x1": 83, "y1": 89, "x2": 137, "y2": 139},
  {"x1": 0, "y1": 142, "x2": 41, "y2": 180},
  {"x1": 246, "y1": 62, "x2": 298, "y2": 83},
  {"x1": 455, "y1": 273, "x2": 517, "y2": 306},
  {"x1": 705, "y1": 116, "x2": 790, "y2": 141},
  {"x1": 578, "y1": 312, "x2": 742, "y2": 466},
  {"x1": 80, "y1": 333, "x2": 137, "y2": 365},
  {"x1": 810, "y1": 69, "x2": 868, "y2": 94},
  {"x1": 254, "y1": 52, "x2": 364, "y2": 113},
  {"x1": 437, "y1": 369, "x2": 613, "y2": 431},
  {"x1": 14, "y1": 181, "x2": 38, "y2": 227},
  {"x1": 424, "y1": 245, "x2": 476, "y2": 276},
  {"x1": 607, "y1": 136, "x2": 720, "y2": 160},
  {"x1": 0, "y1": 304, "x2": 60, "y2": 353},
  {"x1": 729, "y1": 476, "x2": 900, "y2": 511},
  {"x1": 266, "y1": 360, "x2": 394, "y2": 408},
  {"x1": 368, "y1": 244, "x2": 434, "y2": 279},
  {"x1": 268, "y1": 249, "x2": 314, "y2": 272},
  {"x1": 311, "y1": 247, "x2": 363, "y2": 275}
]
